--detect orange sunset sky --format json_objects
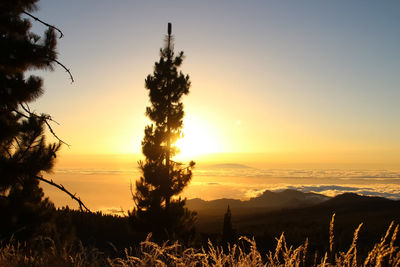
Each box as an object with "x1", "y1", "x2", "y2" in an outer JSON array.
[{"x1": 29, "y1": 1, "x2": 400, "y2": 170}]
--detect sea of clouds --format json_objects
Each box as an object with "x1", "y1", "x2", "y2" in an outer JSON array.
[
  {"x1": 197, "y1": 166, "x2": 400, "y2": 200},
  {"x1": 53, "y1": 166, "x2": 400, "y2": 204}
]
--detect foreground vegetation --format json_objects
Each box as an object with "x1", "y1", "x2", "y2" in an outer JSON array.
[{"x1": 1, "y1": 217, "x2": 399, "y2": 267}]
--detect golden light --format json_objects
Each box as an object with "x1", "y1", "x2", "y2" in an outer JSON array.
[{"x1": 175, "y1": 115, "x2": 223, "y2": 159}]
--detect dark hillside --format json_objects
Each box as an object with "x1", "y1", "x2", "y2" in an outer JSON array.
[
  {"x1": 232, "y1": 193, "x2": 400, "y2": 255},
  {"x1": 187, "y1": 189, "x2": 329, "y2": 215},
  {"x1": 187, "y1": 189, "x2": 330, "y2": 231},
  {"x1": 52, "y1": 192, "x2": 399, "y2": 260}
]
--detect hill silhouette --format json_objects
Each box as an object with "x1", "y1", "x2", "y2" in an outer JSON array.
[
  {"x1": 319, "y1": 192, "x2": 394, "y2": 207},
  {"x1": 45, "y1": 191, "x2": 400, "y2": 259},
  {"x1": 190, "y1": 190, "x2": 400, "y2": 245},
  {"x1": 187, "y1": 189, "x2": 331, "y2": 232},
  {"x1": 186, "y1": 189, "x2": 330, "y2": 216}
]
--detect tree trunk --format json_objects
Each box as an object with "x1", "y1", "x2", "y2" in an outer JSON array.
[
  {"x1": 165, "y1": 122, "x2": 171, "y2": 211},
  {"x1": 165, "y1": 29, "x2": 172, "y2": 212}
]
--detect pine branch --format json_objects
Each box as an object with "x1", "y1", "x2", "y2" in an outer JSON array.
[
  {"x1": 17, "y1": 122, "x2": 38, "y2": 161},
  {"x1": 35, "y1": 175, "x2": 91, "y2": 213},
  {"x1": 170, "y1": 159, "x2": 195, "y2": 171},
  {"x1": 23, "y1": 11, "x2": 64, "y2": 38}
]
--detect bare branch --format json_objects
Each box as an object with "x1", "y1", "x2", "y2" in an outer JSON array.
[
  {"x1": 13, "y1": 108, "x2": 28, "y2": 119},
  {"x1": 23, "y1": 11, "x2": 64, "y2": 38},
  {"x1": 24, "y1": 103, "x2": 31, "y2": 113},
  {"x1": 1, "y1": 145, "x2": 12, "y2": 158},
  {"x1": 43, "y1": 119, "x2": 70, "y2": 147},
  {"x1": 18, "y1": 104, "x2": 71, "y2": 147},
  {"x1": 47, "y1": 57, "x2": 74, "y2": 83},
  {"x1": 46, "y1": 116, "x2": 60, "y2": 125},
  {"x1": 20, "y1": 102, "x2": 31, "y2": 114},
  {"x1": 13, "y1": 137, "x2": 22, "y2": 150},
  {"x1": 22, "y1": 12, "x2": 74, "y2": 83},
  {"x1": 35, "y1": 175, "x2": 91, "y2": 213}
]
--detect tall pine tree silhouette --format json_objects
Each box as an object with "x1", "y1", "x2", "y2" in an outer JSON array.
[
  {"x1": 130, "y1": 23, "x2": 196, "y2": 241},
  {"x1": 222, "y1": 205, "x2": 236, "y2": 246},
  {"x1": 0, "y1": 0, "x2": 70, "y2": 240}
]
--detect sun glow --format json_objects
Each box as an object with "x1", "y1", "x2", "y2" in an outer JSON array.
[{"x1": 175, "y1": 116, "x2": 223, "y2": 159}]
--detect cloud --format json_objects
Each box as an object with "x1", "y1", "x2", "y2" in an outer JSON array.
[
  {"x1": 285, "y1": 185, "x2": 368, "y2": 192},
  {"x1": 195, "y1": 167, "x2": 400, "y2": 180},
  {"x1": 55, "y1": 169, "x2": 139, "y2": 175}
]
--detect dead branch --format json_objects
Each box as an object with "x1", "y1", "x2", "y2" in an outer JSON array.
[
  {"x1": 1, "y1": 145, "x2": 12, "y2": 158},
  {"x1": 35, "y1": 175, "x2": 91, "y2": 213},
  {"x1": 43, "y1": 118, "x2": 70, "y2": 147},
  {"x1": 18, "y1": 104, "x2": 71, "y2": 147},
  {"x1": 47, "y1": 57, "x2": 74, "y2": 83},
  {"x1": 22, "y1": 12, "x2": 74, "y2": 83},
  {"x1": 23, "y1": 11, "x2": 64, "y2": 38}
]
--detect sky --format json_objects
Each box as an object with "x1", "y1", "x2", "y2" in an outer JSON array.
[{"x1": 30, "y1": 1, "x2": 400, "y2": 168}]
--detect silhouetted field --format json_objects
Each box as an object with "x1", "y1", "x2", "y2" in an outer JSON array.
[
  {"x1": 1, "y1": 191, "x2": 399, "y2": 266},
  {"x1": 1, "y1": 216, "x2": 399, "y2": 266}
]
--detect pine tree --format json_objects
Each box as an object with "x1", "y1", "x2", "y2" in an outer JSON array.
[
  {"x1": 130, "y1": 23, "x2": 196, "y2": 240},
  {"x1": 222, "y1": 205, "x2": 236, "y2": 246},
  {"x1": 0, "y1": 0, "x2": 65, "y2": 240}
]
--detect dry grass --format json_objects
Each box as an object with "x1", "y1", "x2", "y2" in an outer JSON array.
[
  {"x1": 109, "y1": 215, "x2": 400, "y2": 267},
  {"x1": 0, "y1": 237, "x2": 105, "y2": 267},
  {"x1": 2, "y1": 216, "x2": 400, "y2": 266}
]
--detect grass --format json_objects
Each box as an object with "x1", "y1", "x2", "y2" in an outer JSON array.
[{"x1": 1, "y1": 215, "x2": 400, "y2": 266}]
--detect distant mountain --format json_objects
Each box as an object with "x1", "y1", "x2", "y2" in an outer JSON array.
[
  {"x1": 186, "y1": 198, "x2": 244, "y2": 213},
  {"x1": 186, "y1": 189, "x2": 330, "y2": 215},
  {"x1": 321, "y1": 192, "x2": 391, "y2": 205},
  {"x1": 248, "y1": 189, "x2": 329, "y2": 208},
  {"x1": 316, "y1": 192, "x2": 397, "y2": 211},
  {"x1": 206, "y1": 163, "x2": 254, "y2": 169}
]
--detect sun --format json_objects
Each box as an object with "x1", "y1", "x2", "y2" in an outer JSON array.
[{"x1": 175, "y1": 116, "x2": 222, "y2": 159}]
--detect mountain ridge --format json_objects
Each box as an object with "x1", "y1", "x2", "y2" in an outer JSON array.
[{"x1": 186, "y1": 189, "x2": 331, "y2": 214}]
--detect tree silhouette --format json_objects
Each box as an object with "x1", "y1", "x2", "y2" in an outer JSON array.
[
  {"x1": 130, "y1": 23, "x2": 196, "y2": 241},
  {"x1": 222, "y1": 205, "x2": 236, "y2": 246},
  {"x1": 0, "y1": 0, "x2": 76, "y2": 240}
]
